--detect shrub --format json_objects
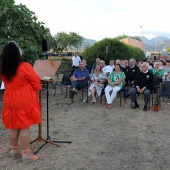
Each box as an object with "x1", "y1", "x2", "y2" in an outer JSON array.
[{"x1": 82, "y1": 38, "x2": 145, "y2": 68}]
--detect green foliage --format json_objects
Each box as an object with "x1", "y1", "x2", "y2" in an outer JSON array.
[
  {"x1": 52, "y1": 32, "x2": 84, "y2": 54},
  {"x1": 0, "y1": 0, "x2": 51, "y2": 65},
  {"x1": 82, "y1": 38, "x2": 145, "y2": 67},
  {"x1": 50, "y1": 57, "x2": 72, "y2": 71},
  {"x1": 167, "y1": 47, "x2": 170, "y2": 54},
  {"x1": 115, "y1": 34, "x2": 142, "y2": 41}
]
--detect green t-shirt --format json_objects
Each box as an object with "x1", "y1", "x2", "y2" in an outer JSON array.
[
  {"x1": 108, "y1": 71, "x2": 125, "y2": 88},
  {"x1": 152, "y1": 68, "x2": 164, "y2": 77}
]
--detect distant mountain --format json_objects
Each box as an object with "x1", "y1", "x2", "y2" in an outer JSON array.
[
  {"x1": 139, "y1": 36, "x2": 170, "y2": 52},
  {"x1": 79, "y1": 36, "x2": 170, "y2": 52},
  {"x1": 79, "y1": 38, "x2": 97, "y2": 50}
]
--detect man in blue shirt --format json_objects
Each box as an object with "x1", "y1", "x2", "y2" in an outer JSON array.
[{"x1": 68, "y1": 60, "x2": 89, "y2": 104}]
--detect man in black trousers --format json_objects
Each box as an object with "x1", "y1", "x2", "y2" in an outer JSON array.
[{"x1": 130, "y1": 62, "x2": 153, "y2": 111}]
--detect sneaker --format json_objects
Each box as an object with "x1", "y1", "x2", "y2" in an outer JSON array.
[
  {"x1": 91, "y1": 97, "x2": 96, "y2": 103},
  {"x1": 67, "y1": 99, "x2": 74, "y2": 105},
  {"x1": 131, "y1": 102, "x2": 139, "y2": 109},
  {"x1": 143, "y1": 105, "x2": 147, "y2": 111},
  {"x1": 69, "y1": 88, "x2": 77, "y2": 94},
  {"x1": 82, "y1": 98, "x2": 87, "y2": 103},
  {"x1": 125, "y1": 94, "x2": 130, "y2": 98}
]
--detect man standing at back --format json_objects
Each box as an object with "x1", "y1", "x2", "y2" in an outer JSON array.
[{"x1": 71, "y1": 51, "x2": 81, "y2": 74}]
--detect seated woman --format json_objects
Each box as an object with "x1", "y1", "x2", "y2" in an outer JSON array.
[
  {"x1": 105, "y1": 64, "x2": 125, "y2": 109},
  {"x1": 88, "y1": 64, "x2": 106, "y2": 103},
  {"x1": 166, "y1": 73, "x2": 170, "y2": 81},
  {"x1": 153, "y1": 62, "x2": 164, "y2": 80}
]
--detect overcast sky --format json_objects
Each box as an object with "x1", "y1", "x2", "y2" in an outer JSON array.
[{"x1": 14, "y1": 0, "x2": 170, "y2": 41}]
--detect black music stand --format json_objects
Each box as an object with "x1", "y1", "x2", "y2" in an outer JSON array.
[{"x1": 31, "y1": 60, "x2": 71, "y2": 154}]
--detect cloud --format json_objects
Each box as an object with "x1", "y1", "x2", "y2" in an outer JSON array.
[{"x1": 14, "y1": 0, "x2": 170, "y2": 40}]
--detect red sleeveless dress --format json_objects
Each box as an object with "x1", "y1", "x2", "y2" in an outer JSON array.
[{"x1": 1, "y1": 62, "x2": 41, "y2": 129}]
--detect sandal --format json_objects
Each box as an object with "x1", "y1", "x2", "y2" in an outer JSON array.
[
  {"x1": 107, "y1": 104, "x2": 113, "y2": 109},
  {"x1": 67, "y1": 99, "x2": 74, "y2": 105},
  {"x1": 105, "y1": 103, "x2": 109, "y2": 108},
  {"x1": 22, "y1": 147, "x2": 39, "y2": 163},
  {"x1": 10, "y1": 145, "x2": 23, "y2": 159}
]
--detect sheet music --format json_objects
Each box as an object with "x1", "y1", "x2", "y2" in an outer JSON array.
[{"x1": 0, "y1": 81, "x2": 5, "y2": 90}]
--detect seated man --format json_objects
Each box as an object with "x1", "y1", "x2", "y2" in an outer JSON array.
[
  {"x1": 130, "y1": 62, "x2": 153, "y2": 111},
  {"x1": 123, "y1": 58, "x2": 140, "y2": 97},
  {"x1": 68, "y1": 60, "x2": 89, "y2": 104},
  {"x1": 91, "y1": 58, "x2": 100, "y2": 74},
  {"x1": 100, "y1": 60, "x2": 112, "y2": 80}
]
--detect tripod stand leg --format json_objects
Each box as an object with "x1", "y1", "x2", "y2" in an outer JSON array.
[{"x1": 51, "y1": 140, "x2": 72, "y2": 144}]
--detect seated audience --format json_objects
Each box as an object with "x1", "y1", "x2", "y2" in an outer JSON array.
[
  {"x1": 152, "y1": 62, "x2": 164, "y2": 79},
  {"x1": 159, "y1": 60, "x2": 165, "y2": 69},
  {"x1": 113, "y1": 59, "x2": 125, "y2": 71},
  {"x1": 106, "y1": 60, "x2": 115, "y2": 71},
  {"x1": 122, "y1": 60, "x2": 129, "y2": 68},
  {"x1": 82, "y1": 60, "x2": 90, "y2": 73},
  {"x1": 91, "y1": 58, "x2": 100, "y2": 73},
  {"x1": 68, "y1": 61, "x2": 89, "y2": 104},
  {"x1": 88, "y1": 64, "x2": 106, "y2": 103},
  {"x1": 162, "y1": 60, "x2": 170, "y2": 82},
  {"x1": 130, "y1": 62, "x2": 154, "y2": 111},
  {"x1": 123, "y1": 58, "x2": 140, "y2": 97},
  {"x1": 105, "y1": 64, "x2": 125, "y2": 109},
  {"x1": 137, "y1": 61, "x2": 143, "y2": 71},
  {"x1": 100, "y1": 60, "x2": 112, "y2": 76},
  {"x1": 166, "y1": 73, "x2": 170, "y2": 81}
]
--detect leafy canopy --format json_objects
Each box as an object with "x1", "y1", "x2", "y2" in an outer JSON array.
[
  {"x1": 0, "y1": 0, "x2": 51, "y2": 64},
  {"x1": 52, "y1": 32, "x2": 84, "y2": 54}
]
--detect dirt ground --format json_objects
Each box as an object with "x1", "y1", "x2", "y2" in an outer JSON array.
[{"x1": 0, "y1": 80, "x2": 170, "y2": 170}]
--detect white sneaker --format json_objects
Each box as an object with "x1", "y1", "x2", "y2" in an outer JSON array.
[
  {"x1": 91, "y1": 98, "x2": 96, "y2": 103},
  {"x1": 82, "y1": 98, "x2": 87, "y2": 103}
]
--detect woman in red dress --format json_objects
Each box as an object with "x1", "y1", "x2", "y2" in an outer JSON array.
[{"x1": 0, "y1": 41, "x2": 41, "y2": 162}]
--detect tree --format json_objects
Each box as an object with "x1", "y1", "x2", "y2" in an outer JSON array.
[
  {"x1": 167, "y1": 47, "x2": 170, "y2": 54},
  {"x1": 52, "y1": 32, "x2": 84, "y2": 54},
  {"x1": 0, "y1": 0, "x2": 51, "y2": 64}
]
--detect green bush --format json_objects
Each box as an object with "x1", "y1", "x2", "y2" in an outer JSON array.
[
  {"x1": 82, "y1": 38, "x2": 145, "y2": 68},
  {"x1": 50, "y1": 57, "x2": 72, "y2": 70}
]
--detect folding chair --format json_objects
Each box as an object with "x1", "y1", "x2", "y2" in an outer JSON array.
[
  {"x1": 152, "y1": 75, "x2": 161, "y2": 106},
  {"x1": 54, "y1": 73, "x2": 71, "y2": 97},
  {"x1": 158, "y1": 81, "x2": 170, "y2": 107}
]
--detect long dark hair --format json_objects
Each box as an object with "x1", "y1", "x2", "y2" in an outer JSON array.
[{"x1": 0, "y1": 41, "x2": 22, "y2": 82}]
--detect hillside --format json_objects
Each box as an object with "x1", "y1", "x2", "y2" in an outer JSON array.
[
  {"x1": 139, "y1": 36, "x2": 170, "y2": 52},
  {"x1": 78, "y1": 36, "x2": 170, "y2": 52}
]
